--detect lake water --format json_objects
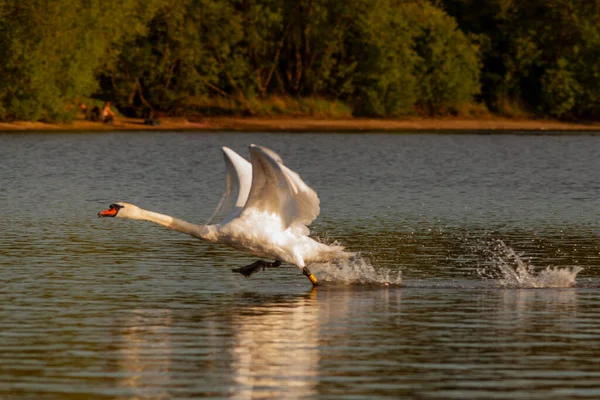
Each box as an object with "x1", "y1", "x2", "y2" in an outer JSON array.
[{"x1": 1, "y1": 131, "x2": 600, "y2": 399}]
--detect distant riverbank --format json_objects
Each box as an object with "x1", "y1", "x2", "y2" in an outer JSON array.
[{"x1": 1, "y1": 116, "x2": 600, "y2": 132}]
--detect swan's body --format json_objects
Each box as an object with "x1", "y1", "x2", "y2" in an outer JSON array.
[{"x1": 98, "y1": 144, "x2": 350, "y2": 284}]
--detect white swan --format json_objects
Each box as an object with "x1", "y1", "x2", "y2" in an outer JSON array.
[{"x1": 98, "y1": 144, "x2": 351, "y2": 285}]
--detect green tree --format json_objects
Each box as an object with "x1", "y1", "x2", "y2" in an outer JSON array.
[
  {"x1": 104, "y1": 0, "x2": 257, "y2": 116},
  {"x1": 0, "y1": 0, "x2": 483, "y2": 120},
  {"x1": 343, "y1": 0, "x2": 418, "y2": 116},
  {"x1": 404, "y1": 1, "x2": 481, "y2": 115},
  {"x1": 345, "y1": 0, "x2": 480, "y2": 116},
  {"x1": 0, "y1": 0, "x2": 159, "y2": 122},
  {"x1": 443, "y1": 0, "x2": 600, "y2": 119}
]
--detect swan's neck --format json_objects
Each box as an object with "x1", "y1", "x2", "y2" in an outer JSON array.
[{"x1": 129, "y1": 208, "x2": 217, "y2": 242}]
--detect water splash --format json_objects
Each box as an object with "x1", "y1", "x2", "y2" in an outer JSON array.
[
  {"x1": 478, "y1": 239, "x2": 582, "y2": 288},
  {"x1": 312, "y1": 254, "x2": 402, "y2": 286}
]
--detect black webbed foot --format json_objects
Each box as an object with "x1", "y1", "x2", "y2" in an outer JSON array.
[{"x1": 232, "y1": 260, "x2": 282, "y2": 278}]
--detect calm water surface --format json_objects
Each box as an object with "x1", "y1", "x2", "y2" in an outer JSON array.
[{"x1": 1, "y1": 132, "x2": 600, "y2": 399}]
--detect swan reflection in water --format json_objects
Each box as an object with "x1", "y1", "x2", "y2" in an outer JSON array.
[
  {"x1": 113, "y1": 292, "x2": 328, "y2": 399},
  {"x1": 112, "y1": 285, "x2": 583, "y2": 398},
  {"x1": 229, "y1": 292, "x2": 321, "y2": 399},
  {"x1": 228, "y1": 287, "x2": 402, "y2": 399},
  {"x1": 118, "y1": 309, "x2": 173, "y2": 398},
  {"x1": 112, "y1": 287, "x2": 399, "y2": 399}
]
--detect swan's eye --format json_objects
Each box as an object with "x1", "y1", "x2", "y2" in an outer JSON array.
[{"x1": 109, "y1": 204, "x2": 123, "y2": 210}]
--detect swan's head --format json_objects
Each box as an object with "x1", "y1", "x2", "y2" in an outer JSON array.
[{"x1": 98, "y1": 202, "x2": 141, "y2": 219}]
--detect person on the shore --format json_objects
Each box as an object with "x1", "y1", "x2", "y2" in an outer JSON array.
[
  {"x1": 101, "y1": 101, "x2": 115, "y2": 124},
  {"x1": 79, "y1": 102, "x2": 88, "y2": 119}
]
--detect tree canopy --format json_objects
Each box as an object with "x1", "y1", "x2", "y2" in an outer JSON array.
[{"x1": 0, "y1": 0, "x2": 598, "y2": 121}]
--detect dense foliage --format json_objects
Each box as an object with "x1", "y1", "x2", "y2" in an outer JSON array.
[
  {"x1": 0, "y1": 0, "x2": 159, "y2": 121},
  {"x1": 444, "y1": 0, "x2": 600, "y2": 119},
  {"x1": 0, "y1": 0, "x2": 598, "y2": 121}
]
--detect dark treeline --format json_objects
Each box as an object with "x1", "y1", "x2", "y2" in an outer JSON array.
[{"x1": 0, "y1": 0, "x2": 598, "y2": 122}]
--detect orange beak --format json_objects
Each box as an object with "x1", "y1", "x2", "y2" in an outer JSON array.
[{"x1": 98, "y1": 207, "x2": 118, "y2": 218}]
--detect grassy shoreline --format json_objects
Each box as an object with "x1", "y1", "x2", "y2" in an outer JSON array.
[{"x1": 1, "y1": 116, "x2": 600, "y2": 132}]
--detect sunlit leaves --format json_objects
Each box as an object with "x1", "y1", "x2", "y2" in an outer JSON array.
[
  {"x1": 0, "y1": 0, "x2": 162, "y2": 121},
  {"x1": 0, "y1": 0, "x2": 496, "y2": 120},
  {"x1": 443, "y1": 0, "x2": 600, "y2": 119}
]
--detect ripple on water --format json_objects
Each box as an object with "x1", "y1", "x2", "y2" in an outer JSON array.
[{"x1": 3, "y1": 133, "x2": 600, "y2": 399}]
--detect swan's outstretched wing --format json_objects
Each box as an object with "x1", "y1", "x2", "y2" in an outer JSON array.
[
  {"x1": 207, "y1": 146, "x2": 252, "y2": 224},
  {"x1": 241, "y1": 144, "x2": 320, "y2": 230}
]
